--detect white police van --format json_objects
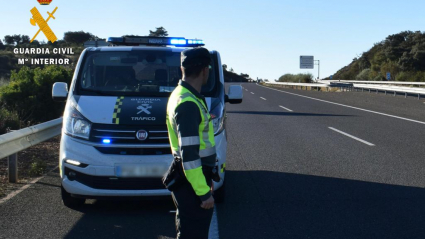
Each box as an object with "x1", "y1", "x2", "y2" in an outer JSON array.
[{"x1": 52, "y1": 36, "x2": 243, "y2": 207}]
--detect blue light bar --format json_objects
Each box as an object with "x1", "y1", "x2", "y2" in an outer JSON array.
[
  {"x1": 107, "y1": 36, "x2": 205, "y2": 47},
  {"x1": 107, "y1": 37, "x2": 124, "y2": 43},
  {"x1": 170, "y1": 39, "x2": 187, "y2": 45},
  {"x1": 102, "y1": 139, "x2": 111, "y2": 144}
]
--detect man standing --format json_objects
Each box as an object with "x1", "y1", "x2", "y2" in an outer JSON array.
[{"x1": 166, "y1": 47, "x2": 216, "y2": 239}]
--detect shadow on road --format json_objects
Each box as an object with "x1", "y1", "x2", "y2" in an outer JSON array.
[
  {"x1": 218, "y1": 170, "x2": 425, "y2": 239},
  {"x1": 226, "y1": 111, "x2": 355, "y2": 117},
  {"x1": 63, "y1": 197, "x2": 176, "y2": 239}
]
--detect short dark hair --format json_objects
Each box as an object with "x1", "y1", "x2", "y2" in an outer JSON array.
[{"x1": 182, "y1": 64, "x2": 207, "y2": 78}]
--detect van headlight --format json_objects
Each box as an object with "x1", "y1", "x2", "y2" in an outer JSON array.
[
  {"x1": 64, "y1": 107, "x2": 92, "y2": 140},
  {"x1": 212, "y1": 116, "x2": 224, "y2": 136},
  {"x1": 210, "y1": 103, "x2": 225, "y2": 136}
]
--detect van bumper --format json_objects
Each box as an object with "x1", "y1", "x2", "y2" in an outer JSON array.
[{"x1": 60, "y1": 130, "x2": 227, "y2": 197}]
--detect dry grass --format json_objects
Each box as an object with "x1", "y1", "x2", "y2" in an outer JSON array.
[{"x1": 0, "y1": 136, "x2": 60, "y2": 200}]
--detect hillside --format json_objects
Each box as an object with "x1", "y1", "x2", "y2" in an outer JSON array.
[{"x1": 331, "y1": 31, "x2": 425, "y2": 81}]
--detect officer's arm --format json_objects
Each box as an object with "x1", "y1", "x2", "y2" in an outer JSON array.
[{"x1": 174, "y1": 102, "x2": 211, "y2": 201}]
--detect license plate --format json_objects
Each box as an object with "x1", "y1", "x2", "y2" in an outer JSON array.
[{"x1": 115, "y1": 164, "x2": 168, "y2": 178}]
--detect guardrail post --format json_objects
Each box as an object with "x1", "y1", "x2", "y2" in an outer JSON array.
[
  {"x1": 418, "y1": 94, "x2": 420, "y2": 100},
  {"x1": 376, "y1": 89, "x2": 378, "y2": 94},
  {"x1": 8, "y1": 153, "x2": 18, "y2": 183},
  {"x1": 369, "y1": 89, "x2": 371, "y2": 93},
  {"x1": 405, "y1": 92, "x2": 407, "y2": 98},
  {"x1": 394, "y1": 91, "x2": 396, "y2": 97}
]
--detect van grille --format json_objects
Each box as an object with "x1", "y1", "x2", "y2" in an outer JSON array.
[{"x1": 90, "y1": 124, "x2": 169, "y2": 144}]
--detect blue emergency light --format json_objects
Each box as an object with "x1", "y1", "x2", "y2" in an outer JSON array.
[
  {"x1": 107, "y1": 36, "x2": 205, "y2": 47},
  {"x1": 102, "y1": 139, "x2": 111, "y2": 144}
]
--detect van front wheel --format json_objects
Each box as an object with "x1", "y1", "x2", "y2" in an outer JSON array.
[{"x1": 61, "y1": 185, "x2": 85, "y2": 208}]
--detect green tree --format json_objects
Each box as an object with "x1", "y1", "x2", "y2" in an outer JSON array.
[
  {"x1": 149, "y1": 27, "x2": 169, "y2": 37},
  {"x1": 21, "y1": 35, "x2": 31, "y2": 44},
  {"x1": 4, "y1": 35, "x2": 14, "y2": 45},
  {"x1": 64, "y1": 31, "x2": 98, "y2": 44},
  {"x1": 0, "y1": 39, "x2": 4, "y2": 50},
  {"x1": 12, "y1": 35, "x2": 22, "y2": 44}
]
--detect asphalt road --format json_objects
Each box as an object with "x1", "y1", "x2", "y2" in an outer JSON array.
[{"x1": 1, "y1": 83, "x2": 425, "y2": 239}]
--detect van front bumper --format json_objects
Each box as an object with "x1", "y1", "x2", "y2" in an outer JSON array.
[{"x1": 60, "y1": 130, "x2": 227, "y2": 197}]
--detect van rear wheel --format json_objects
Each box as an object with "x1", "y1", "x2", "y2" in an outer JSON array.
[{"x1": 61, "y1": 185, "x2": 85, "y2": 208}]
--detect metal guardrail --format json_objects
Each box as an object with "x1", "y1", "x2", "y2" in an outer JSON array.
[
  {"x1": 322, "y1": 80, "x2": 425, "y2": 86},
  {"x1": 263, "y1": 82, "x2": 425, "y2": 99},
  {"x1": 0, "y1": 118, "x2": 62, "y2": 182},
  {"x1": 352, "y1": 84, "x2": 425, "y2": 99}
]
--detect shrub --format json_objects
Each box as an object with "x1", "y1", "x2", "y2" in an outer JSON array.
[
  {"x1": 356, "y1": 69, "x2": 372, "y2": 80},
  {"x1": 278, "y1": 73, "x2": 313, "y2": 83},
  {"x1": 29, "y1": 158, "x2": 47, "y2": 176},
  {"x1": 0, "y1": 108, "x2": 19, "y2": 134},
  {"x1": 0, "y1": 65, "x2": 72, "y2": 124}
]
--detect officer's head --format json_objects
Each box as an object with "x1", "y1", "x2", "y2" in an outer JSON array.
[{"x1": 181, "y1": 47, "x2": 211, "y2": 85}]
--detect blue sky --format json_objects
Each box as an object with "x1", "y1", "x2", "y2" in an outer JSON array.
[{"x1": 2, "y1": 0, "x2": 425, "y2": 80}]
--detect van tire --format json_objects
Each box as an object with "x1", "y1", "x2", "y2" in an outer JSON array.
[
  {"x1": 61, "y1": 185, "x2": 85, "y2": 208},
  {"x1": 214, "y1": 180, "x2": 225, "y2": 204}
]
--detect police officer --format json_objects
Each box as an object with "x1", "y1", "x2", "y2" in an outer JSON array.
[{"x1": 166, "y1": 47, "x2": 216, "y2": 239}]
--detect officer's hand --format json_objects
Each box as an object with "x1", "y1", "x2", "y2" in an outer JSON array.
[{"x1": 200, "y1": 195, "x2": 214, "y2": 209}]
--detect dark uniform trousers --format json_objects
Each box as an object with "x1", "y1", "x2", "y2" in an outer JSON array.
[{"x1": 171, "y1": 168, "x2": 213, "y2": 239}]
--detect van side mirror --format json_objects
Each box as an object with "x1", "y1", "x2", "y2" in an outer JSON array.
[
  {"x1": 225, "y1": 85, "x2": 243, "y2": 104},
  {"x1": 52, "y1": 82, "x2": 68, "y2": 102}
]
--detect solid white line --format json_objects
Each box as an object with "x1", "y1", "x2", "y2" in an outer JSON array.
[
  {"x1": 329, "y1": 127, "x2": 375, "y2": 146},
  {"x1": 250, "y1": 92, "x2": 255, "y2": 94},
  {"x1": 260, "y1": 97, "x2": 267, "y2": 100},
  {"x1": 279, "y1": 105, "x2": 293, "y2": 112},
  {"x1": 257, "y1": 84, "x2": 425, "y2": 126},
  {"x1": 208, "y1": 206, "x2": 220, "y2": 239},
  {"x1": 0, "y1": 166, "x2": 59, "y2": 205}
]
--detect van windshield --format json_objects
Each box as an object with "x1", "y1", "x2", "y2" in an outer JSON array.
[{"x1": 76, "y1": 50, "x2": 217, "y2": 97}]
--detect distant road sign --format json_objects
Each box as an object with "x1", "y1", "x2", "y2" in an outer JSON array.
[
  {"x1": 300, "y1": 56, "x2": 314, "y2": 69},
  {"x1": 386, "y1": 72, "x2": 391, "y2": 80},
  {"x1": 330, "y1": 75, "x2": 333, "y2": 80}
]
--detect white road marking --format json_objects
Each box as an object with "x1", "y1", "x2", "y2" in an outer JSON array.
[
  {"x1": 0, "y1": 166, "x2": 59, "y2": 205},
  {"x1": 258, "y1": 84, "x2": 425, "y2": 126},
  {"x1": 251, "y1": 92, "x2": 255, "y2": 94},
  {"x1": 245, "y1": 89, "x2": 248, "y2": 91},
  {"x1": 208, "y1": 206, "x2": 220, "y2": 239},
  {"x1": 279, "y1": 105, "x2": 293, "y2": 112},
  {"x1": 328, "y1": 127, "x2": 375, "y2": 146},
  {"x1": 260, "y1": 97, "x2": 267, "y2": 100}
]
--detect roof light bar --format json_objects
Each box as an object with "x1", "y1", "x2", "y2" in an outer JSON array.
[{"x1": 107, "y1": 37, "x2": 205, "y2": 47}]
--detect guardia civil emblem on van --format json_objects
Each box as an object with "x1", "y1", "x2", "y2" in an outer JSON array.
[{"x1": 137, "y1": 104, "x2": 152, "y2": 115}]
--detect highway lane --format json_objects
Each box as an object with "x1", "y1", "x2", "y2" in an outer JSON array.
[
  {"x1": 219, "y1": 83, "x2": 425, "y2": 238},
  {"x1": 1, "y1": 82, "x2": 425, "y2": 238}
]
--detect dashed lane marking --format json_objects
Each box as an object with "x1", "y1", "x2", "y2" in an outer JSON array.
[
  {"x1": 329, "y1": 127, "x2": 375, "y2": 146},
  {"x1": 279, "y1": 105, "x2": 293, "y2": 112},
  {"x1": 257, "y1": 84, "x2": 425, "y2": 126},
  {"x1": 260, "y1": 97, "x2": 267, "y2": 100},
  {"x1": 251, "y1": 92, "x2": 254, "y2": 94}
]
